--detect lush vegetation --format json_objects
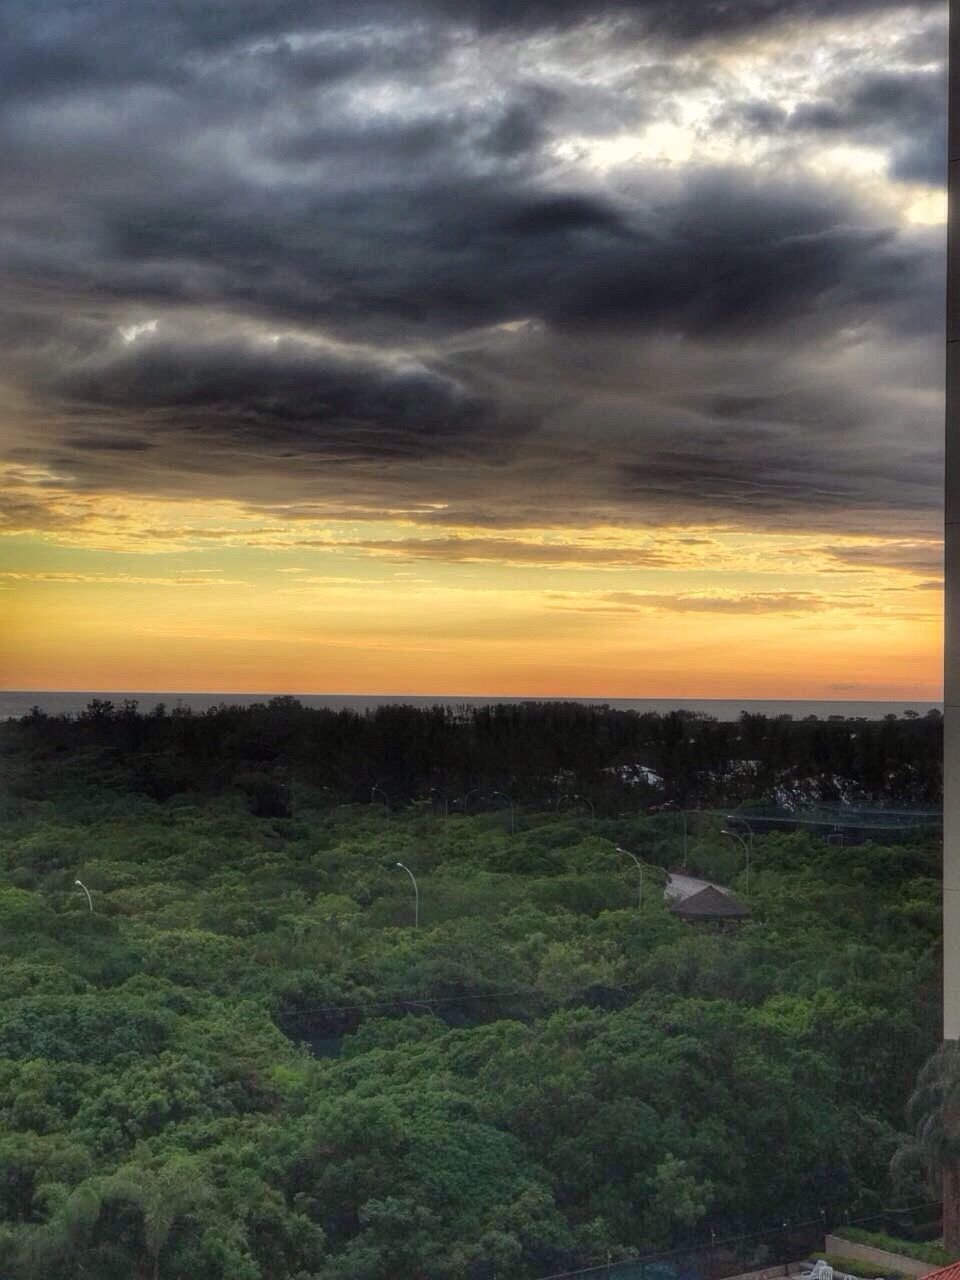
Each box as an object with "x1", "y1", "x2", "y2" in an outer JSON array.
[
  {"x1": 823, "y1": 1254, "x2": 909, "y2": 1280},
  {"x1": 0, "y1": 704, "x2": 942, "y2": 1279},
  {"x1": 837, "y1": 1229, "x2": 957, "y2": 1267}
]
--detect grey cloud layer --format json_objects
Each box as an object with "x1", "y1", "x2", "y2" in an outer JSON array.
[
  {"x1": 731, "y1": 64, "x2": 947, "y2": 187},
  {"x1": 435, "y1": 0, "x2": 942, "y2": 35},
  {"x1": 0, "y1": 0, "x2": 947, "y2": 538},
  {"x1": 0, "y1": 0, "x2": 941, "y2": 83},
  {"x1": 55, "y1": 333, "x2": 495, "y2": 464}
]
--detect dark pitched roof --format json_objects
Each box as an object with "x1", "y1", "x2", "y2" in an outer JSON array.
[{"x1": 670, "y1": 884, "x2": 750, "y2": 919}]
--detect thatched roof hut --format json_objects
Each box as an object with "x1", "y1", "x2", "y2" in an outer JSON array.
[{"x1": 670, "y1": 884, "x2": 750, "y2": 922}]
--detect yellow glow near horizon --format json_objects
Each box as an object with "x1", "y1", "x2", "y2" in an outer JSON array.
[{"x1": 0, "y1": 475, "x2": 943, "y2": 699}]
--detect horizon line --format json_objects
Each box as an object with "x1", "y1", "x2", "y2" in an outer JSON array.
[{"x1": 1, "y1": 689, "x2": 945, "y2": 705}]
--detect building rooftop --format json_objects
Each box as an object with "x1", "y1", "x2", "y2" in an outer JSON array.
[
  {"x1": 914, "y1": 1264, "x2": 960, "y2": 1280},
  {"x1": 670, "y1": 884, "x2": 751, "y2": 920}
]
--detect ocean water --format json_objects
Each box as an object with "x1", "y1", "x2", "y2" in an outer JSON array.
[{"x1": 0, "y1": 691, "x2": 943, "y2": 722}]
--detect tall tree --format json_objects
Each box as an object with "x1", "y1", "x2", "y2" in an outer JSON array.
[{"x1": 895, "y1": 1043, "x2": 960, "y2": 1252}]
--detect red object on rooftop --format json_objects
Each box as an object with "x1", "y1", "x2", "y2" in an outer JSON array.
[{"x1": 916, "y1": 1265, "x2": 960, "y2": 1280}]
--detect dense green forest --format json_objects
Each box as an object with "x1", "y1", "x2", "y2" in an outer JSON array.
[{"x1": 0, "y1": 704, "x2": 943, "y2": 1278}]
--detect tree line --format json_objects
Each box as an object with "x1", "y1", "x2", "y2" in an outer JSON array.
[{"x1": 4, "y1": 698, "x2": 944, "y2": 815}]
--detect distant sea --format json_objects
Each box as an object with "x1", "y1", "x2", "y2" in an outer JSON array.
[{"x1": 0, "y1": 691, "x2": 944, "y2": 722}]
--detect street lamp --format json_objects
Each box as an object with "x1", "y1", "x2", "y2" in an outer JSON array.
[
  {"x1": 574, "y1": 794, "x2": 596, "y2": 823},
  {"x1": 396, "y1": 861, "x2": 419, "y2": 928},
  {"x1": 662, "y1": 801, "x2": 688, "y2": 867},
  {"x1": 429, "y1": 787, "x2": 449, "y2": 817},
  {"x1": 371, "y1": 784, "x2": 390, "y2": 815},
  {"x1": 75, "y1": 879, "x2": 93, "y2": 912},
  {"x1": 492, "y1": 791, "x2": 516, "y2": 834},
  {"x1": 460, "y1": 787, "x2": 479, "y2": 813},
  {"x1": 616, "y1": 846, "x2": 645, "y2": 910},
  {"x1": 721, "y1": 829, "x2": 750, "y2": 895}
]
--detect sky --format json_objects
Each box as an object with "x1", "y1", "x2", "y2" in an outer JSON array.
[{"x1": 0, "y1": 0, "x2": 948, "y2": 698}]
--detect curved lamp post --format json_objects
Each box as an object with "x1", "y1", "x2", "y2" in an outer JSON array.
[
  {"x1": 721, "y1": 828, "x2": 750, "y2": 895},
  {"x1": 75, "y1": 878, "x2": 93, "y2": 912},
  {"x1": 371, "y1": 784, "x2": 390, "y2": 815},
  {"x1": 492, "y1": 791, "x2": 516, "y2": 835},
  {"x1": 557, "y1": 793, "x2": 595, "y2": 823},
  {"x1": 662, "y1": 801, "x2": 689, "y2": 867},
  {"x1": 615, "y1": 846, "x2": 646, "y2": 910},
  {"x1": 574, "y1": 794, "x2": 596, "y2": 823},
  {"x1": 396, "y1": 861, "x2": 419, "y2": 928}
]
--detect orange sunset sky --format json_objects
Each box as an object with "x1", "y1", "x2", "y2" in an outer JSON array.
[{"x1": 1, "y1": 475, "x2": 942, "y2": 698}]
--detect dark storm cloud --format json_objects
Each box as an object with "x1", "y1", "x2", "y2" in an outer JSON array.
[
  {"x1": 518, "y1": 177, "x2": 937, "y2": 337},
  {"x1": 0, "y1": 0, "x2": 938, "y2": 349},
  {"x1": 612, "y1": 423, "x2": 941, "y2": 530},
  {"x1": 0, "y1": 1, "x2": 380, "y2": 103},
  {"x1": 718, "y1": 4, "x2": 947, "y2": 187},
  {"x1": 13, "y1": 170, "x2": 935, "y2": 346},
  {"x1": 66, "y1": 434, "x2": 155, "y2": 452},
  {"x1": 0, "y1": 0, "x2": 941, "y2": 104},
  {"x1": 791, "y1": 71, "x2": 945, "y2": 134},
  {"x1": 0, "y1": 0, "x2": 946, "y2": 539},
  {"x1": 788, "y1": 68, "x2": 947, "y2": 185},
  {"x1": 423, "y1": 0, "x2": 943, "y2": 38},
  {"x1": 48, "y1": 330, "x2": 500, "y2": 466}
]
